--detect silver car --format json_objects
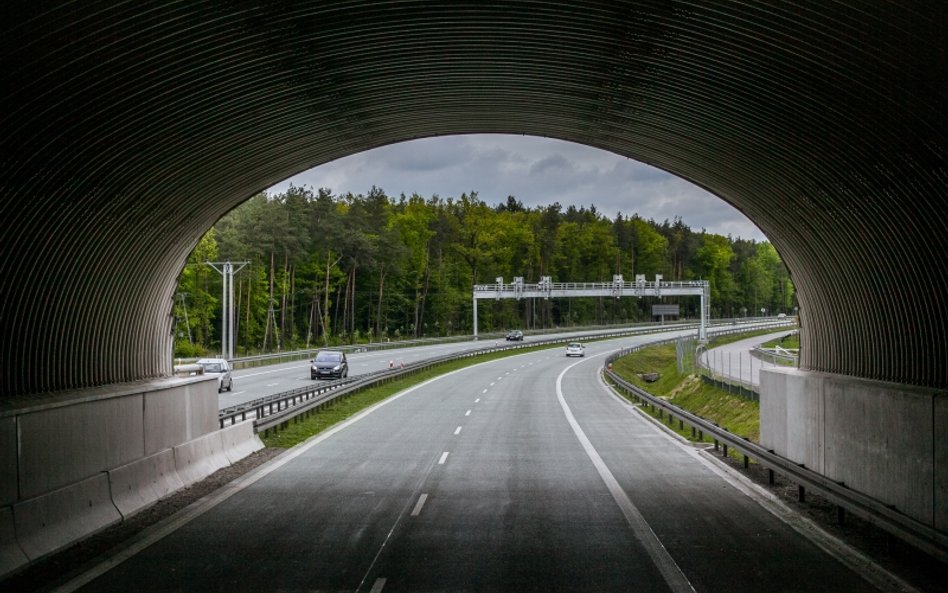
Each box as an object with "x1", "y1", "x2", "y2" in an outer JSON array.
[
  {"x1": 196, "y1": 358, "x2": 234, "y2": 392},
  {"x1": 565, "y1": 342, "x2": 585, "y2": 357}
]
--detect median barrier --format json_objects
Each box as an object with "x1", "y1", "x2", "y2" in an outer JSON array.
[
  {"x1": 107, "y1": 449, "x2": 184, "y2": 519},
  {"x1": 12, "y1": 473, "x2": 121, "y2": 562},
  {"x1": 0, "y1": 507, "x2": 27, "y2": 580},
  {"x1": 173, "y1": 430, "x2": 230, "y2": 487},
  {"x1": 220, "y1": 420, "x2": 264, "y2": 465}
]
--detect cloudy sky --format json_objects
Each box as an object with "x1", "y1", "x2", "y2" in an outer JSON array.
[{"x1": 267, "y1": 134, "x2": 766, "y2": 242}]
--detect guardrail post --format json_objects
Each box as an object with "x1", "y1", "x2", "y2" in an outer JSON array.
[
  {"x1": 768, "y1": 469, "x2": 774, "y2": 485},
  {"x1": 722, "y1": 443, "x2": 728, "y2": 457},
  {"x1": 743, "y1": 455, "x2": 749, "y2": 469},
  {"x1": 837, "y1": 506, "x2": 846, "y2": 525},
  {"x1": 798, "y1": 485, "x2": 806, "y2": 502},
  {"x1": 714, "y1": 439, "x2": 719, "y2": 451}
]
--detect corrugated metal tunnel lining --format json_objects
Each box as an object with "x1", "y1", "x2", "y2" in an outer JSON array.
[{"x1": 0, "y1": 1, "x2": 945, "y2": 396}]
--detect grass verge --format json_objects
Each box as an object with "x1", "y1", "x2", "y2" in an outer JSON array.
[
  {"x1": 610, "y1": 341, "x2": 761, "y2": 460},
  {"x1": 261, "y1": 342, "x2": 561, "y2": 448}
]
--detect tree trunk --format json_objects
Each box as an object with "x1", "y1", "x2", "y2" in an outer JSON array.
[
  {"x1": 417, "y1": 258, "x2": 430, "y2": 337},
  {"x1": 376, "y1": 269, "x2": 386, "y2": 338},
  {"x1": 324, "y1": 250, "x2": 332, "y2": 342}
]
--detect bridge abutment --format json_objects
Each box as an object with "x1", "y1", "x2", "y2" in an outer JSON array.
[
  {"x1": 0, "y1": 378, "x2": 263, "y2": 578},
  {"x1": 760, "y1": 368, "x2": 946, "y2": 536}
]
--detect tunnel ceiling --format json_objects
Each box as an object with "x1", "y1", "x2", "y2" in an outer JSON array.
[{"x1": 0, "y1": 1, "x2": 945, "y2": 396}]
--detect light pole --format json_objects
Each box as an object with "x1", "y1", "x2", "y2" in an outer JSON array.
[{"x1": 207, "y1": 261, "x2": 249, "y2": 360}]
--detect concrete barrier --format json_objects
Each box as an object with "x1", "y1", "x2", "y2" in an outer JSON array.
[
  {"x1": 0, "y1": 506, "x2": 27, "y2": 580},
  {"x1": 220, "y1": 420, "x2": 265, "y2": 465},
  {"x1": 173, "y1": 430, "x2": 230, "y2": 487},
  {"x1": 107, "y1": 449, "x2": 185, "y2": 519},
  {"x1": 761, "y1": 367, "x2": 943, "y2": 532},
  {"x1": 12, "y1": 473, "x2": 121, "y2": 562}
]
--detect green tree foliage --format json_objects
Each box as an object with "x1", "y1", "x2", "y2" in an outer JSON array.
[{"x1": 173, "y1": 187, "x2": 795, "y2": 356}]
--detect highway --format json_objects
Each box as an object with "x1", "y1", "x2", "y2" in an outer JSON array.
[
  {"x1": 220, "y1": 324, "x2": 700, "y2": 409},
  {"x1": 67, "y1": 331, "x2": 880, "y2": 593}
]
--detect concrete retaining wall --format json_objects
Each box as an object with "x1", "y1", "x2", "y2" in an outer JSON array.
[
  {"x1": 0, "y1": 378, "x2": 265, "y2": 579},
  {"x1": 761, "y1": 367, "x2": 945, "y2": 533}
]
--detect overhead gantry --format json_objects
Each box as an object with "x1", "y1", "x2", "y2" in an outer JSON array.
[{"x1": 472, "y1": 276, "x2": 710, "y2": 340}]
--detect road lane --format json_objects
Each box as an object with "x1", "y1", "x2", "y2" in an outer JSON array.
[{"x1": 72, "y1": 334, "x2": 880, "y2": 592}]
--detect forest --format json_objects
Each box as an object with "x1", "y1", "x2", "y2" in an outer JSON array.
[{"x1": 173, "y1": 186, "x2": 795, "y2": 357}]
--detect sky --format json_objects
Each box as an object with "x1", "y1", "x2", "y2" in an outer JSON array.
[{"x1": 266, "y1": 134, "x2": 767, "y2": 242}]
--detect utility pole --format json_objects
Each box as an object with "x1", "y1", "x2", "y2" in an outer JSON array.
[{"x1": 207, "y1": 261, "x2": 249, "y2": 361}]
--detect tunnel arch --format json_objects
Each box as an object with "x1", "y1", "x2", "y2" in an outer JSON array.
[{"x1": 0, "y1": 1, "x2": 945, "y2": 396}]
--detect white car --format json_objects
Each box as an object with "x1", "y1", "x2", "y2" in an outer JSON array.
[
  {"x1": 565, "y1": 342, "x2": 584, "y2": 357},
  {"x1": 196, "y1": 358, "x2": 234, "y2": 392}
]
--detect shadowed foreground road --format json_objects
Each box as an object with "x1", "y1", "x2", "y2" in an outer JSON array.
[{"x1": 68, "y1": 337, "x2": 880, "y2": 592}]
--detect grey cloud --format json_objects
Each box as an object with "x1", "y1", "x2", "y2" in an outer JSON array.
[{"x1": 268, "y1": 134, "x2": 767, "y2": 241}]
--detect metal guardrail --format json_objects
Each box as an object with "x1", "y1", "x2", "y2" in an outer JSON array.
[
  {"x1": 751, "y1": 346, "x2": 799, "y2": 366},
  {"x1": 603, "y1": 343, "x2": 948, "y2": 563}
]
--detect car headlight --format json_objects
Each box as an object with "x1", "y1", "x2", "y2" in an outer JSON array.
[{"x1": 333, "y1": 364, "x2": 341, "y2": 371}]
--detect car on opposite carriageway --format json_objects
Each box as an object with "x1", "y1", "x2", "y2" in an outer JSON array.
[
  {"x1": 195, "y1": 358, "x2": 234, "y2": 392},
  {"x1": 311, "y1": 350, "x2": 349, "y2": 379},
  {"x1": 505, "y1": 330, "x2": 524, "y2": 341}
]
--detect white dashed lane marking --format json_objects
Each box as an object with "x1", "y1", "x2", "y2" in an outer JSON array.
[{"x1": 411, "y1": 494, "x2": 428, "y2": 517}]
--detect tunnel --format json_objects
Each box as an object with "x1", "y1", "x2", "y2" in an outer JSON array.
[{"x1": 0, "y1": 0, "x2": 945, "y2": 574}]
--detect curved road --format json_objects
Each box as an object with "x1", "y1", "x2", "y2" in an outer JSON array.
[
  {"x1": 69, "y1": 333, "x2": 879, "y2": 592},
  {"x1": 701, "y1": 331, "x2": 795, "y2": 388}
]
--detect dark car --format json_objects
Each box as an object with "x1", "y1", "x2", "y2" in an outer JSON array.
[
  {"x1": 311, "y1": 350, "x2": 348, "y2": 379},
  {"x1": 505, "y1": 330, "x2": 524, "y2": 341}
]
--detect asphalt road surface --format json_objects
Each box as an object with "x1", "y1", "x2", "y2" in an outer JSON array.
[{"x1": 65, "y1": 333, "x2": 883, "y2": 592}]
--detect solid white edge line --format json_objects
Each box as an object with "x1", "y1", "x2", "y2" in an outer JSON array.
[
  {"x1": 438, "y1": 452, "x2": 449, "y2": 465},
  {"x1": 596, "y1": 373, "x2": 922, "y2": 593},
  {"x1": 556, "y1": 357, "x2": 696, "y2": 593},
  {"x1": 411, "y1": 493, "x2": 429, "y2": 517},
  {"x1": 369, "y1": 577, "x2": 387, "y2": 593}
]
